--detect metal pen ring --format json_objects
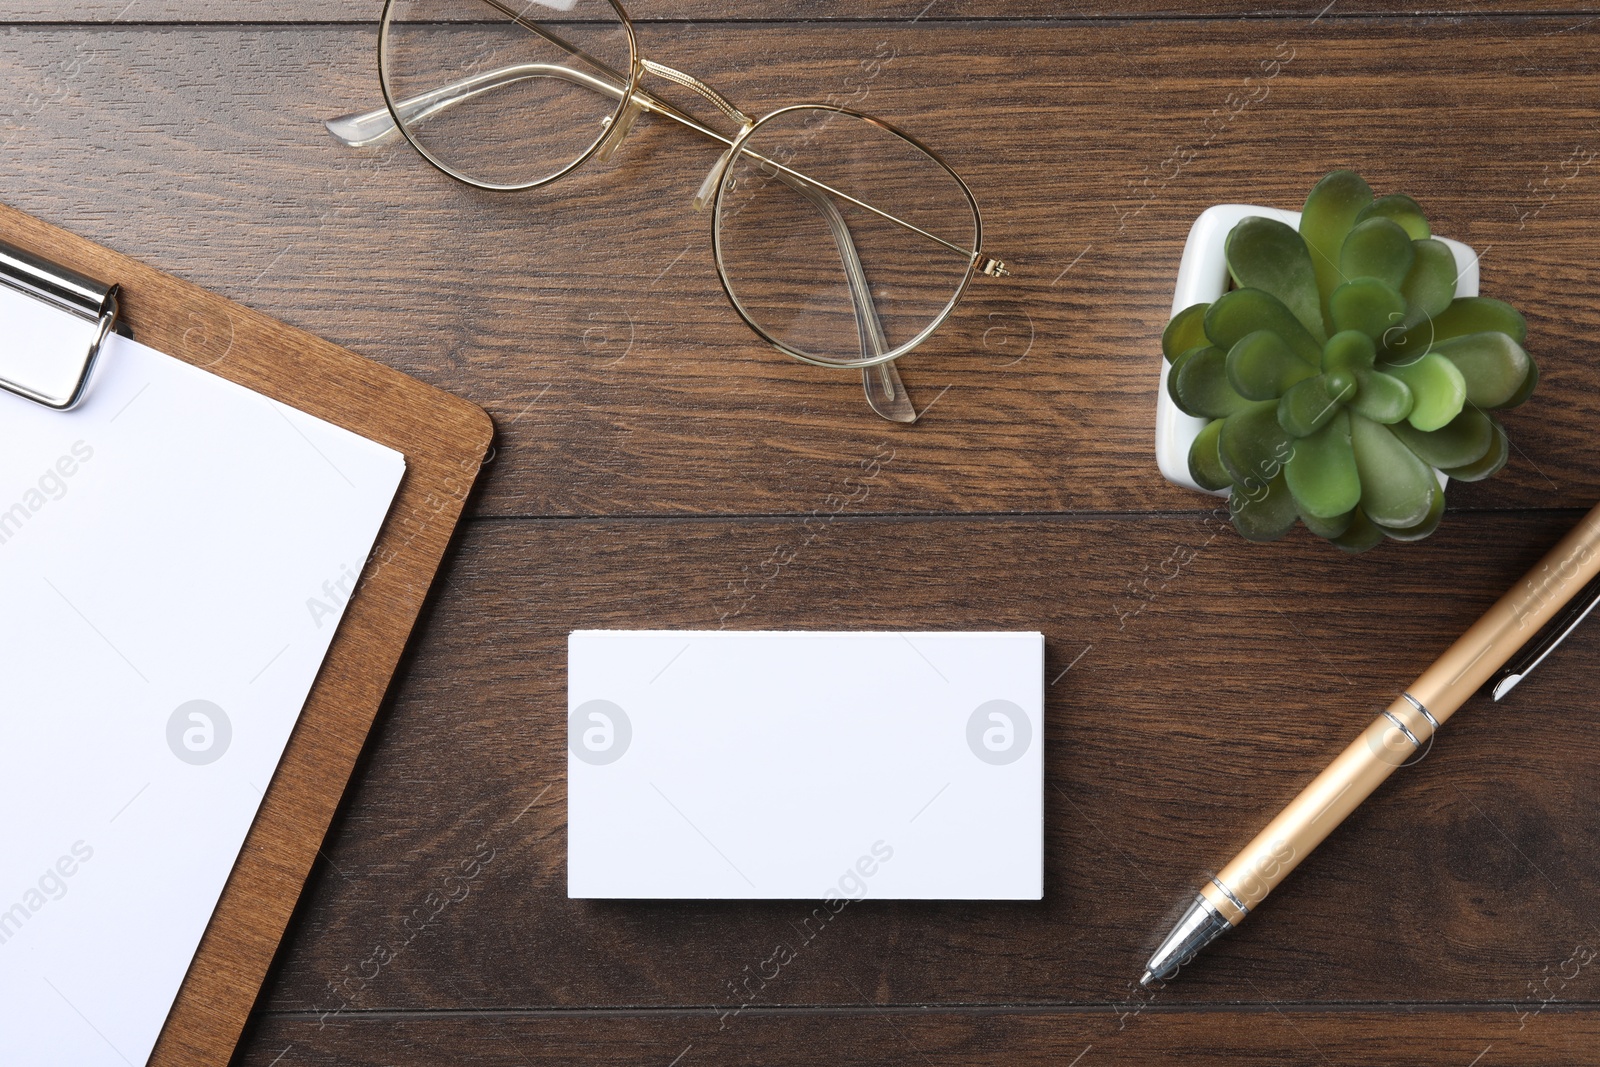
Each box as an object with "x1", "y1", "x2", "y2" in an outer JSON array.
[
  {"x1": 1211, "y1": 877, "x2": 1249, "y2": 916},
  {"x1": 1401, "y1": 692, "x2": 1439, "y2": 730},
  {"x1": 1381, "y1": 709, "x2": 1422, "y2": 749}
]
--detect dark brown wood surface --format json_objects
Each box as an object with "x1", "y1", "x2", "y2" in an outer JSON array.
[
  {"x1": 4, "y1": 5, "x2": 1600, "y2": 1065},
  {"x1": 5, "y1": 2, "x2": 1600, "y2": 21},
  {"x1": 6, "y1": 18, "x2": 1600, "y2": 522}
]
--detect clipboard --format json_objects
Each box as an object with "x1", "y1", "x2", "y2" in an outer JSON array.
[{"x1": 0, "y1": 201, "x2": 494, "y2": 1065}]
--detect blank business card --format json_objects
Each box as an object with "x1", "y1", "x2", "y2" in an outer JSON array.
[{"x1": 567, "y1": 630, "x2": 1043, "y2": 900}]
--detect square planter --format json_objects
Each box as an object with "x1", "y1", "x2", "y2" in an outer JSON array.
[{"x1": 1155, "y1": 204, "x2": 1481, "y2": 495}]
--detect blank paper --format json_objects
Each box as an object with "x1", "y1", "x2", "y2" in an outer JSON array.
[
  {"x1": 568, "y1": 630, "x2": 1044, "y2": 900},
  {"x1": 0, "y1": 331, "x2": 404, "y2": 1066}
]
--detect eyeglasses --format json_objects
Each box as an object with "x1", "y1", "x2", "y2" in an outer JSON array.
[{"x1": 326, "y1": 0, "x2": 1007, "y2": 423}]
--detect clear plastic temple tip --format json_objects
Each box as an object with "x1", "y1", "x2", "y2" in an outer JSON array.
[{"x1": 325, "y1": 105, "x2": 403, "y2": 148}]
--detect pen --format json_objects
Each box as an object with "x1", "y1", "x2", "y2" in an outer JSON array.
[{"x1": 1141, "y1": 502, "x2": 1600, "y2": 987}]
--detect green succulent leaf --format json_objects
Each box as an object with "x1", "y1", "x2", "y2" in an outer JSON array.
[
  {"x1": 1225, "y1": 216, "x2": 1327, "y2": 343},
  {"x1": 1329, "y1": 277, "x2": 1408, "y2": 340},
  {"x1": 1230, "y1": 472, "x2": 1300, "y2": 543},
  {"x1": 1388, "y1": 407, "x2": 1495, "y2": 470},
  {"x1": 1431, "y1": 331, "x2": 1533, "y2": 408},
  {"x1": 1332, "y1": 508, "x2": 1388, "y2": 554},
  {"x1": 1300, "y1": 507, "x2": 1355, "y2": 540},
  {"x1": 1279, "y1": 372, "x2": 1356, "y2": 438},
  {"x1": 1300, "y1": 170, "x2": 1373, "y2": 332},
  {"x1": 1204, "y1": 288, "x2": 1323, "y2": 366},
  {"x1": 1441, "y1": 416, "x2": 1511, "y2": 482},
  {"x1": 1354, "y1": 194, "x2": 1431, "y2": 240},
  {"x1": 1340, "y1": 218, "x2": 1416, "y2": 290},
  {"x1": 1501, "y1": 355, "x2": 1540, "y2": 409},
  {"x1": 1349, "y1": 368, "x2": 1414, "y2": 424},
  {"x1": 1175, "y1": 171, "x2": 1530, "y2": 548},
  {"x1": 1220, "y1": 400, "x2": 1293, "y2": 490},
  {"x1": 1226, "y1": 330, "x2": 1318, "y2": 400},
  {"x1": 1350, "y1": 413, "x2": 1437, "y2": 528},
  {"x1": 1385, "y1": 296, "x2": 1527, "y2": 359},
  {"x1": 1436, "y1": 296, "x2": 1528, "y2": 343},
  {"x1": 1188, "y1": 417, "x2": 1232, "y2": 492},
  {"x1": 1170, "y1": 345, "x2": 1252, "y2": 418},
  {"x1": 1377, "y1": 481, "x2": 1447, "y2": 543},
  {"x1": 1168, "y1": 346, "x2": 1196, "y2": 398},
  {"x1": 1322, "y1": 329, "x2": 1377, "y2": 375},
  {"x1": 1168, "y1": 346, "x2": 1200, "y2": 409},
  {"x1": 1398, "y1": 238, "x2": 1460, "y2": 330},
  {"x1": 1383, "y1": 351, "x2": 1467, "y2": 431},
  {"x1": 1285, "y1": 411, "x2": 1361, "y2": 519},
  {"x1": 1315, "y1": 329, "x2": 1414, "y2": 424},
  {"x1": 1163, "y1": 302, "x2": 1211, "y2": 362}
]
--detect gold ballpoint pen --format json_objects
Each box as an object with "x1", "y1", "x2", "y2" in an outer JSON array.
[{"x1": 1141, "y1": 501, "x2": 1600, "y2": 987}]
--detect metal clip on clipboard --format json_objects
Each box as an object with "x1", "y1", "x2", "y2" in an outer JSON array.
[{"x1": 0, "y1": 237, "x2": 121, "y2": 410}]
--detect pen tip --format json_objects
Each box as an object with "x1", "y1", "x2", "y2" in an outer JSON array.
[{"x1": 1139, "y1": 970, "x2": 1156, "y2": 989}]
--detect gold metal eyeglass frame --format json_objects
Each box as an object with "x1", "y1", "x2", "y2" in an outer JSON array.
[{"x1": 328, "y1": 0, "x2": 1008, "y2": 423}]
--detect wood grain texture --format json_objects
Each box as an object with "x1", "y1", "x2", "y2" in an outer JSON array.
[
  {"x1": 6, "y1": 1, "x2": 1600, "y2": 21},
  {"x1": 0, "y1": 204, "x2": 493, "y2": 1066},
  {"x1": 251, "y1": 513, "x2": 1600, "y2": 1022},
  {"x1": 235, "y1": 1009, "x2": 1600, "y2": 1066},
  {"x1": 3, "y1": 19, "x2": 1598, "y2": 519},
  {"x1": 5, "y1": 6, "x2": 1600, "y2": 1065}
]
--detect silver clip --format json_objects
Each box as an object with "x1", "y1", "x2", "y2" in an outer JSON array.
[
  {"x1": 1490, "y1": 571, "x2": 1600, "y2": 700},
  {"x1": 0, "y1": 238, "x2": 121, "y2": 410}
]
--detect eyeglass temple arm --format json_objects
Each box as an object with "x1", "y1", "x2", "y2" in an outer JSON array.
[
  {"x1": 325, "y1": 62, "x2": 721, "y2": 149},
  {"x1": 779, "y1": 176, "x2": 916, "y2": 422},
  {"x1": 324, "y1": 64, "x2": 1004, "y2": 273},
  {"x1": 326, "y1": 68, "x2": 921, "y2": 421}
]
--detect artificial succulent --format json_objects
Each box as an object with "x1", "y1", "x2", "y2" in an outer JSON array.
[{"x1": 1164, "y1": 170, "x2": 1537, "y2": 552}]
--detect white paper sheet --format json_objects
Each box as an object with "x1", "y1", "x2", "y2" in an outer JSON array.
[
  {"x1": 0, "y1": 327, "x2": 405, "y2": 1066},
  {"x1": 568, "y1": 630, "x2": 1044, "y2": 900}
]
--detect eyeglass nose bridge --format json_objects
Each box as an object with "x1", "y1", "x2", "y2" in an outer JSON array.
[
  {"x1": 691, "y1": 129, "x2": 756, "y2": 212},
  {"x1": 641, "y1": 59, "x2": 750, "y2": 127},
  {"x1": 599, "y1": 99, "x2": 750, "y2": 212},
  {"x1": 608, "y1": 58, "x2": 755, "y2": 206},
  {"x1": 594, "y1": 99, "x2": 642, "y2": 163}
]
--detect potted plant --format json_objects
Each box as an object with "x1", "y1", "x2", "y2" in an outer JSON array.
[{"x1": 1155, "y1": 170, "x2": 1537, "y2": 551}]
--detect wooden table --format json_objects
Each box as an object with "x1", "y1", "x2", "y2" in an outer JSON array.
[{"x1": 6, "y1": 3, "x2": 1600, "y2": 1063}]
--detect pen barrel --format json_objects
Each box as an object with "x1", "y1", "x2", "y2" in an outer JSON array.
[
  {"x1": 1207, "y1": 501, "x2": 1600, "y2": 924},
  {"x1": 1409, "y1": 502, "x2": 1600, "y2": 722},
  {"x1": 1206, "y1": 696, "x2": 1434, "y2": 921}
]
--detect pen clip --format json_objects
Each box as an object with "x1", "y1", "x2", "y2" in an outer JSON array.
[{"x1": 1490, "y1": 571, "x2": 1600, "y2": 701}]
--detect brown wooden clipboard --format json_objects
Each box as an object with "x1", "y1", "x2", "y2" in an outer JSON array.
[{"x1": 0, "y1": 202, "x2": 495, "y2": 1065}]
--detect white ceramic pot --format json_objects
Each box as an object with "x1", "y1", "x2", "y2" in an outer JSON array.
[{"x1": 1154, "y1": 204, "x2": 1481, "y2": 495}]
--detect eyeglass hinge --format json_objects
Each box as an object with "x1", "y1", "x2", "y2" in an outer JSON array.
[{"x1": 978, "y1": 257, "x2": 1009, "y2": 278}]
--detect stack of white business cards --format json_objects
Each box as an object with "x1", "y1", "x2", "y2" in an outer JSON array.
[{"x1": 568, "y1": 630, "x2": 1043, "y2": 900}]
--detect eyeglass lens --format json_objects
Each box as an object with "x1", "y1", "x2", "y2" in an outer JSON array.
[
  {"x1": 380, "y1": 0, "x2": 634, "y2": 190},
  {"x1": 715, "y1": 107, "x2": 979, "y2": 369}
]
